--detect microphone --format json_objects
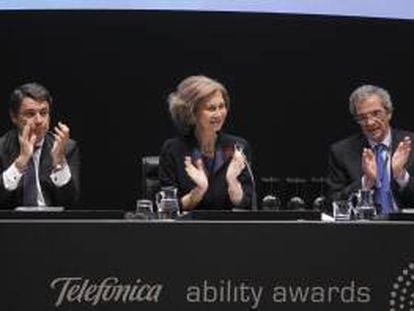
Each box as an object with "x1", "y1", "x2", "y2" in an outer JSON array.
[
  {"x1": 234, "y1": 142, "x2": 258, "y2": 210},
  {"x1": 286, "y1": 177, "x2": 307, "y2": 210},
  {"x1": 261, "y1": 177, "x2": 282, "y2": 210},
  {"x1": 311, "y1": 177, "x2": 328, "y2": 211}
]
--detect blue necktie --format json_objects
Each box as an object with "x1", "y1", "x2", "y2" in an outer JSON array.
[
  {"x1": 374, "y1": 144, "x2": 393, "y2": 214},
  {"x1": 23, "y1": 156, "x2": 38, "y2": 206}
]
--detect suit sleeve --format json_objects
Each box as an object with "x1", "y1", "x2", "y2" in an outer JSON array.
[
  {"x1": 326, "y1": 144, "x2": 361, "y2": 202},
  {"x1": 393, "y1": 155, "x2": 414, "y2": 209},
  {"x1": 48, "y1": 140, "x2": 81, "y2": 208},
  {"x1": 0, "y1": 155, "x2": 16, "y2": 208},
  {"x1": 0, "y1": 135, "x2": 22, "y2": 208}
]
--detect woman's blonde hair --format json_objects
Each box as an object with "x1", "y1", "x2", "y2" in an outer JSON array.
[{"x1": 168, "y1": 75, "x2": 230, "y2": 133}]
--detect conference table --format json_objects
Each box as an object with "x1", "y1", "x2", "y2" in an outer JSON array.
[{"x1": 0, "y1": 209, "x2": 413, "y2": 311}]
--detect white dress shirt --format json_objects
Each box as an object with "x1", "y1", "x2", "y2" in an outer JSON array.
[
  {"x1": 2, "y1": 139, "x2": 71, "y2": 206},
  {"x1": 362, "y1": 130, "x2": 409, "y2": 210}
]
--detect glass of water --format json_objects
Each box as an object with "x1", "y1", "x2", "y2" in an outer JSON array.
[
  {"x1": 332, "y1": 200, "x2": 351, "y2": 221},
  {"x1": 136, "y1": 199, "x2": 154, "y2": 219}
]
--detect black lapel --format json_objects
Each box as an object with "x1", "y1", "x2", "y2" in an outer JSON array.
[
  {"x1": 352, "y1": 134, "x2": 370, "y2": 176},
  {"x1": 5, "y1": 129, "x2": 21, "y2": 167},
  {"x1": 391, "y1": 129, "x2": 403, "y2": 153},
  {"x1": 359, "y1": 133, "x2": 370, "y2": 150},
  {"x1": 187, "y1": 132, "x2": 233, "y2": 175},
  {"x1": 212, "y1": 133, "x2": 233, "y2": 175},
  {"x1": 39, "y1": 132, "x2": 54, "y2": 181}
]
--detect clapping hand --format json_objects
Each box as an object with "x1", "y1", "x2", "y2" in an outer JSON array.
[
  {"x1": 184, "y1": 156, "x2": 208, "y2": 192},
  {"x1": 15, "y1": 122, "x2": 37, "y2": 171},
  {"x1": 361, "y1": 147, "x2": 377, "y2": 189},
  {"x1": 226, "y1": 145, "x2": 246, "y2": 183},
  {"x1": 392, "y1": 136, "x2": 412, "y2": 179},
  {"x1": 51, "y1": 122, "x2": 70, "y2": 168}
]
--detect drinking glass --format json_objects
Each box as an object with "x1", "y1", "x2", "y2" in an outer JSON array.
[
  {"x1": 332, "y1": 200, "x2": 351, "y2": 221},
  {"x1": 136, "y1": 199, "x2": 154, "y2": 219}
]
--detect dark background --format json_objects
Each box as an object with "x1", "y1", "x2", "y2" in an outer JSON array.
[{"x1": 0, "y1": 10, "x2": 413, "y2": 209}]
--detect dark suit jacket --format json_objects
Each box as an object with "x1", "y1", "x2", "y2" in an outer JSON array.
[
  {"x1": 0, "y1": 129, "x2": 80, "y2": 208},
  {"x1": 326, "y1": 129, "x2": 414, "y2": 209},
  {"x1": 159, "y1": 132, "x2": 254, "y2": 210}
]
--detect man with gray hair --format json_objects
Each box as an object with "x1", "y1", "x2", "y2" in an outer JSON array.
[{"x1": 327, "y1": 84, "x2": 414, "y2": 214}]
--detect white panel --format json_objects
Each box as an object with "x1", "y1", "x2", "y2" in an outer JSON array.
[{"x1": 1, "y1": 0, "x2": 414, "y2": 20}]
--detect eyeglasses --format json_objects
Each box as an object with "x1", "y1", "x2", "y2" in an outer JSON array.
[{"x1": 353, "y1": 109, "x2": 388, "y2": 125}]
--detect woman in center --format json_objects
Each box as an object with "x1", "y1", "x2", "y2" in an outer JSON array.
[{"x1": 159, "y1": 75, "x2": 254, "y2": 211}]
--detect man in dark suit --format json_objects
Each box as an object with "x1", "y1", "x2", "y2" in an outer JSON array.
[
  {"x1": 327, "y1": 85, "x2": 414, "y2": 213},
  {"x1": 0, "y1": 82, "x2": 80, "y2": 208}
]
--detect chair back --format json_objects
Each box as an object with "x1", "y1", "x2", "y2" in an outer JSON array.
[{"x1": 141, "y1": 156, "x2": 160, "y2": 202}]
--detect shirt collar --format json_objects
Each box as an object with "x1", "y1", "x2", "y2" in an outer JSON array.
[
  {"x1": 34, "y1": 137, "x2": 45, "y2": 149},
  {"x1": 367, "y1": 130, "x2": 392, "y2": 149},
  {"x1": 32, "y1": 138, "x2": 45, "y2": 160}
]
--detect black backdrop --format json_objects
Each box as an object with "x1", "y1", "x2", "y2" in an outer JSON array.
[{"x1": 0, "y1": 10, "x2": 413, "y2": 209}]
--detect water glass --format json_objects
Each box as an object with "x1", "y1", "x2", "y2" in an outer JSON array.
[
  {"x1": 136, "y1": 199, "x2": 154, "y2": 219},
  {"x1": 354, "y1": 205, "x2": 376, "y2": 220},
  {"x1": 351, "y1": 189, "x2": 376, "y2": 220},
  {"x1": 332, "y1": 200, "x2": 351, "y2": 221}
]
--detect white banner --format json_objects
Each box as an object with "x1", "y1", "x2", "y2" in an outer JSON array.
[{"x1": 2, "y1": 0, "x2": 414, "y2": 20}]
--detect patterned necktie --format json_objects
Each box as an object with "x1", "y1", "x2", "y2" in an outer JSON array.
[
  {"x1": 23, "y1": 155, "x2": 38, "y2": 206},
  {"x1": 374, "y1": 144, "x2": 393, "y2": 214}
]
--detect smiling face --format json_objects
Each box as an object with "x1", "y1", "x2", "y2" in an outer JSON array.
[
  {"x1": 10, "y1": 97, "x2": 50, "y2": 143},
  {"x1": 353, "y1": 94, "x2": 392, "y2": 143},
  {"x1": 194, "y1": 90, "x2": 228, "y2": 135}
]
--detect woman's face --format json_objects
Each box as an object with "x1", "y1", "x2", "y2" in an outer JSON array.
[{"x1": 194, "y1": 90, "x2": 228, "y2": 134}]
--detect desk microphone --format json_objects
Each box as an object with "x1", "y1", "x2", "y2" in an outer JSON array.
[{"x1": 235, "y1": 143, "x2": 257, "y2": 210}]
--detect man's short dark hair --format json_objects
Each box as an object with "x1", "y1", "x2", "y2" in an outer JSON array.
[{"x1": 9, "y1": 82, "x2": 53, "y2": 115}]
